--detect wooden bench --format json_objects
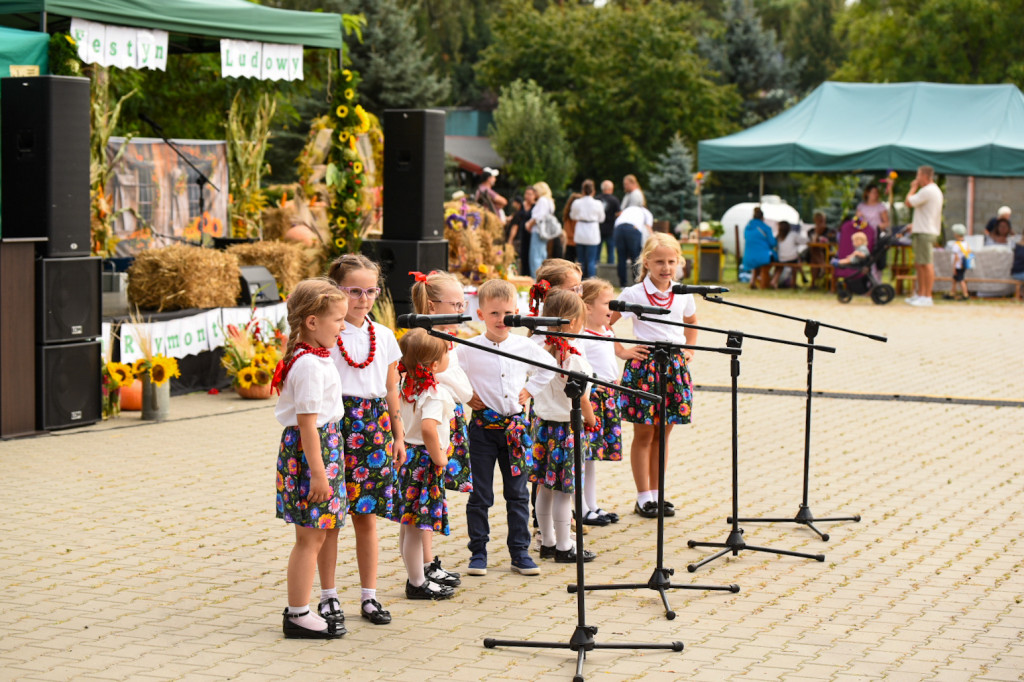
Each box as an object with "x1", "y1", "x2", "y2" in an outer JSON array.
[
  {"x1": 752, "y1": 262, "x2": 833, "y2": 290},
  {"x1": 894, "y1": 274, "x2": 1022, "y2": 301}
]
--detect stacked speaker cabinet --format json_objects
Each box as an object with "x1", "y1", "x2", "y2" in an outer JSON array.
[
  {"x1": 368, "y1": 109, "x2": 448, "y2": 316},
  {"x1": 1, "y1": 75, "x2": 100, "y2": 433}
]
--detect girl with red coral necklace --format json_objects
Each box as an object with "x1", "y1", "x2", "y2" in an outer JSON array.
[
  {"x1": 327, "y1": 254, "x2": 404, "y2": 626},
  {"x1": 609, "y1": 233, "x2": 698, "y2": 520},
  {"x1": 273, "y1": 279, "x2": 348, "y2": 639}
]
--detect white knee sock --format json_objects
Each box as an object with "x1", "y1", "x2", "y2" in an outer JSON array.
[
  {"x1": 401, "y1": 526, "x2": 427, "y2": 587},
  {"x1": 536, "y1": 486, "x2": 555, "y2": 548},
  {"x1": 287, "y1": 604, "x2": 327, "y2": 631},
  {"x1": 553, "y1": 491, "x2": 573, "y2": 551},
  {"x1": 584, "y1": 461, "x2": 598, "y2": 514}
]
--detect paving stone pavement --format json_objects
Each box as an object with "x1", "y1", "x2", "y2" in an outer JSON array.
[{"x1": 1, "y1": 294, "x2": 1022, "y2": 681}]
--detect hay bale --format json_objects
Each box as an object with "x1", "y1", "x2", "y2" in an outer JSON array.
[
  {"x1": 226, "y1": 241, "x2": 305, "y2": 295},
  {"x1": 127, "y1": 245, "x2": 240, "y2": 311}
]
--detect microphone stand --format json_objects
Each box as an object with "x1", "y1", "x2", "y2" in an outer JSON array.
[
  {"x1": 632, "y1": 315, "x2": 830, "y2": 572},
  {"x1": 140, "y1": 115, "x2": 220, "y2": 244},
  {"x1": 540, "y1": 329, "x2": 741, "y2": 618},
  {"x1": 699, "y1": 295, "x2": 886, "y2": 541},
  {"x1": 422, "y1": 329, "x2": 683, "y2": 681}
]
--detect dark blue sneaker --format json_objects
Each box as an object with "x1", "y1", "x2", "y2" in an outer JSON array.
[
  {"x1": 467, "y1": 555, "x2": 487, "y2": 576},
  {"x1": 510, "y1": 554, "x2": 541, "y2": 576}
]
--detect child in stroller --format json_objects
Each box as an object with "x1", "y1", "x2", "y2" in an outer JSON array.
[{"x1": 831, "y1": 226, "x2": 908, "y2": 304}]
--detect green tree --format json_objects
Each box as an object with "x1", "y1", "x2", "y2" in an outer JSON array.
[
  {"x1": 785, "y1": 0, "x2": 844, "y2": 92},
  {"x1": 834, "y1": 0, "x2": 1024, "y2": 87},
  {"x1": 489, "y1": 79, "x2": 576, "y2": 189},
  {"x1": 477, "y1": 0, "x2": 739, "y2": 185},
  {"x1": 646, "y1": 134, "x2": 697, "y2": 223},
  {"x1": 701, "y1": 0, "x2": 797, "y2": 126},
  {"x1": 336, "y1": 0, "x2": 450, "y2": 115}
]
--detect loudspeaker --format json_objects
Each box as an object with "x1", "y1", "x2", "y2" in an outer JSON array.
[
  {"x1": 382, "y1": 109, "x2": 446, "y2": 241},
  {"x1": 1, "y1": 76, "x2": 91, "y2": 256},
  {"x1": 238, "y1": 266, "x2": 281, "y2": 305},
  {"x1": 37, "y1": 257, "x2": 101, "y2": 344},
  {"x1": 0, "y1": 242, "x2": 37, "y2": 437},
  {"x1": 360, "y1": 239, "x2": 448, "y2": 316},
  {"x1": 37, "y1": 340, "x2": 101, "y2": 430}
]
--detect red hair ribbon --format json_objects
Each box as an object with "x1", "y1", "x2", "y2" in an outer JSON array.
[
  {"x1": 543, "y1": 335, "x2": 581, "y2": 366},
  {"x1": 409, "y1": 271, "x2": 428, "y2": 283},
  {"x1": 529, "y1": 279, "x2": 551, "y2": 315},
  {"x1": 272, "y1": 343, "x2": 330, "y2": 395},
  {"x1": 397, "y1": 361, "x2": 439, "y2": 403}
]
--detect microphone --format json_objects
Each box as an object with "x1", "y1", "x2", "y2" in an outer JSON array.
[
  {"x1": 503, "y1": 315, "x2": 570, "y2": 329},
  {"x1": 396, "y1": 313, "x2": 471, "y2": 329},
  {"x1": 139, "y1": 112, "x2": 164, "y2": 134},
  {"x1": 671, "y1": 284, "x2": 730, "y2": 295},
  {"x1": 608, "y1": 299, "x2": 671, "y2": 316}
]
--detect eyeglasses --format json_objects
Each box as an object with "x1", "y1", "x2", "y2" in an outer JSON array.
[
  {"x1": 431, "y1": 300, "x2": 467, "y2": 312},
  {"x1": 568, "y1": 284, "x2": 583, "y2": 295},
  {"x1": 338, "y1": 286, "x2": 381, "y2": 299}
]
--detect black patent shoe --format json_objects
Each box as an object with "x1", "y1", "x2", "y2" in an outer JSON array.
[
  {"x1": 425, "y1": 556, "x2": 461, "y2": 587},
  {"x1": 282, "y1": 609, "x2": 343, "y2": 639},
  {"x1": 555, "y1": 547, "x2": 597, "y2": 563},
  {"x1": 317, "y1": 598, "x2": 347, "y2": 634},
  {"x1": 360, "y1": 598, "x2": 392, "y2": 625},
  {"x1": 634, "y1": 501, "x2": 658, "y2": 518},
  {"x1": 661, "y1": 501, "x2": 676, "y2": 517},
  {"x1": 579, "y1": 511, "x2": 611, "y2": 526},
  {"x1": 539, "y1": 544, "x2": 557, "y2": 559},
  {"x1": 405, "y1": 579, "x2": 455, "y2": 600}
]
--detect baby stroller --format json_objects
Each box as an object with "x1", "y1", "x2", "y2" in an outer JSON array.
[{"x1": 834, "y1": 225, "x2": 909, "y2": 304}]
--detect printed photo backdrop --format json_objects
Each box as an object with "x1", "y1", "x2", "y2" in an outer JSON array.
[{"x1": 107, "y1": 137, "x2": 229, "y2": 256}]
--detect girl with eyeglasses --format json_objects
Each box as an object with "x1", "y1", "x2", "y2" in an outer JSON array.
[
  {"x1": 408, "y1": 270, "x2": 472, "y2": 589},
  {"x1": 326, "y1": 254, "x2": 404, "y2": 627}
]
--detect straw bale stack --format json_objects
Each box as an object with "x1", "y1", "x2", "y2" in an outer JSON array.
[
  {"x1": 226, "y1": 241, "x2": 305, "y2": 296},
  {"x1": 127, "y1": 245, "x2": 240, "y2": 311}
]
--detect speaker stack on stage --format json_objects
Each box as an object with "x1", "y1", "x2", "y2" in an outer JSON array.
[
  {"x1": 1, "y1": 75, "x2": 101, "y2": 436},
  {"x1": 361, "y1": 109, "x2": 448, "y2": 316}
]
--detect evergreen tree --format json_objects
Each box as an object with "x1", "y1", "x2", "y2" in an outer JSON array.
[
  {"x1": 336, "y1": 0, "x2": 450, "y2": 115},
  {"x1": 646, "y1": 134, "x2": 697, "y2": 224},
  {"x1": 701, "y1": 0, "x2": 797, "y2": 126},
  {"x1": 786, "y1": 0, "x2": 844, "y2": 92},
  {"x1": 489, "y1": 79, "x2": 576, "y2": 190}
]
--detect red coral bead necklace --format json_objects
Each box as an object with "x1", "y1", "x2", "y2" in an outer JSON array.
[{"x1": 337, "y1": 320, "x2": 376, "y2": 369}]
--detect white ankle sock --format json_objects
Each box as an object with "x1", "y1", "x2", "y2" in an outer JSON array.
[
  {"x1": 361, "y1": 588, "x2": 377, "y2": 613},
  {"x1": 536, "y1": 486, "x2": 555, "y2": 548},
  {"x1": 320, "y1": 588, "x2": 337, "y2": 603},
  {"x1": 649, "y1": 489, "x2": 659, "y2": 503},
  {"x1": 553, "y1": 491, "x2": 573, "y2": 551},
  {"x1": 584, "y1": 461, "x2": 598, "y2": 513},
  {"x1": 287, "y1": 604, "x2": 327, "y2": 631},
  {"x1": 637, "y1": 491, "x2": 653, "y2": 506}
]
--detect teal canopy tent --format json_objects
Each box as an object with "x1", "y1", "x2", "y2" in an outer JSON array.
[
  {"x1": 698, "y1": 82, "x2": 1024, "y2": 177},
  {"x1": 0, "y1": 25, "x2": 48, "y2": 76},
  {"x1": 0, "y1": 0, "x2": 344, "y2": 50}
]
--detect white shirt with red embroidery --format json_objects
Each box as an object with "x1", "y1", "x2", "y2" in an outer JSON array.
[{"x1": 617, "y1": 276, "x2": 696, "y2": 346}]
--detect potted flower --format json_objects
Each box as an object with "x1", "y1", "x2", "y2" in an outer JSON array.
[
  {"x1": 221, "y1": 310, "x2": 284, "y2": 399},
  {"x1": 101, "y1": 361, "x2": 134, "y2": 419},
  {"x1": 126, "y1": 310, "x2": 180, "y2": 420}
]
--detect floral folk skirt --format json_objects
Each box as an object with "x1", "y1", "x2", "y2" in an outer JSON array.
[
  {"x1": 588, "y1": 384, "x2": 623, "y2": 461},
  {"x1": 275, "y1": 422, "x2": 347, "y2": 529},
  {"x1": 397, "y1": 444, "x2": 449, "y2": 535},
  {"x1": 619, "y1": 350, "x2": 693, "y2": 425},
  {"x1": 341, "y1": 396, "x2": 397, "y2": 520},
  {"x1": 530, "y1": 418, "x2": 579, "y2": 493},
  {"x1": 444, "y1": 403, "x2": 473, "y2": 493}
]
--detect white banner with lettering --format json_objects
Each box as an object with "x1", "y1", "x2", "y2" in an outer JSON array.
[
  {"x1": 220, "y1": 39, "x2": 303, "y2": 81},
  {"x1": 118, "y1": 302, "x2": 288, "y2": 364},
  {"x1": 70, "y1": 18, "x2": 168, "y2": 71}
]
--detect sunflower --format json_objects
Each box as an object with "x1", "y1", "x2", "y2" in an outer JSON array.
[
  {"x1": 253, "y1": 367, "x2": 272, "y2": 386},
  {"x1": 107, "y1": 362, "x2": 134, "y2": 388},
  {"x1": 132, "y1": 358, "x2": 150, "y2": 378},
  {"x1": 353, "y1": 161, "x2": 363, "y2": 174},
  {"x1": 338, "y1": 130, "x2": 350, "y2": 142},
  {"x1": 237, "y1": 366, "x2": 256, "y2": 389},
  {"x1": 336, "y1": 105, "x2": 349, "y2": 119},
  {"x1": 149, "y1": 356, "x2": 180, "y2": 386},
  {"x1": 251, "y1": 352, "x2": 273, "y2": 370},
  {"x1": 344, "y1": 88, "x2": 354, "y2": 100},
  {"x1": 342, "y1": 69, "x2": 353, "y2": 82},
  {"x1": 335, "y1": 237, "x2": 347, "y2": 249}
]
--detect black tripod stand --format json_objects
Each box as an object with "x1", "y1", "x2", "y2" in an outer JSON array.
[
  {"x1": 424, "y1": 329, "x2": 682, "y2": 682},
  {"x1": 539, "y1": 331, "x2": 742, "y2": 619},
  {"x1": 699, "y1": 296, "x2": 886, "y2": 541}
]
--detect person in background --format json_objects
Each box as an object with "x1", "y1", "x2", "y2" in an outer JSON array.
[
  {"x1": 526, "y1": 182, "x2": 557, "y2": 278},
  {"x1": 561, "y1": 191, "x2": 582, "y2": 263},
  {"x1": 621, "y1": 174, "x2": 645, "y2": 209},
  {"x1": 613, "y1": 205, "x2": 652, "y2": 287},
  {"x1": 596, "y1": 180, "x2": 620, "y2": 265},
  {"x1": 1010, "y1": 235, "x2": 1024, "y2": 283},
  {"x1": 741, "y1": 207, "x2": 777, "y2": 282},
  {"x1": 770, "y1": 220, "x2": 806, "y2": 288},
  {"x1": 985, "y1": 218, "x2": 1013, "y2": 246},
  {"x1": 904, "y1": 165, "x2": 943, "y2": 307},
  {"x1": 570, "y1": 179, "x2": 606, "y2": 279},
  {"x1": 944, "y1": 224, "x2": 971, "y2": 301},
  {"x1": 985, "y1": 205, "x2": 1012, "y2": 239},
  {"x1": 808, "y1": 211, "x2": 834, "y2": 244},
  {"x1": 475, "y1": 167, "x2": 507, "y2": 222},
  {"x1": 508, "y1": 187, "x2": 535, "y2": 276},
  {"x1": 856, "y1": 183, "x2": 890, "y2": 235}
]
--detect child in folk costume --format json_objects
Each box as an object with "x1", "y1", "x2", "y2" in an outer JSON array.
[
  {"x1": 409, "y1": 270, "x2": 472, "y2": 588},
  {"x1": 610, "y1": 233, "x2": 698, "y2": 519},
  {"x1": 327, "y1": 254, "x2": 404, "y2": 625},
  {"x1": 576, "y1": 278, "x2": 625, "y2": 526},
  {"x1": 461, "y1": 279, "x2": 556, "y2": 577},
  {"x1": 528, "y1": 258, "x2": 584, "y2": 317},
  {"x1": 531, "y1": 289, "x2": 598, "y2": 562},
  {"x1": 273, "y1": 278, "x2": 349, "y2": 639},
  {"x1": 396, "y1": 329, "x2": 458, "y2": 600}
]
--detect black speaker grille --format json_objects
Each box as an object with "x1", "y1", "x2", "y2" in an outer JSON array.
[
  {"x1": 38, "y1": 257, "x2": 101, "y2": 344},
  {"x1": 382, "y1": 110, "x2": 446, "y2": 241},
  {"x1": 38, "y1": 340, "x2": 101, "y2": 430}
]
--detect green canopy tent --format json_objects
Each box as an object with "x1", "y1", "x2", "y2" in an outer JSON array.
[
  {"x1": 0, "y1": 0, "x2": 344, "y2": 50},
  {"x1": 698, "y1": 81, "x2": 1024, "y2": 177}
]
